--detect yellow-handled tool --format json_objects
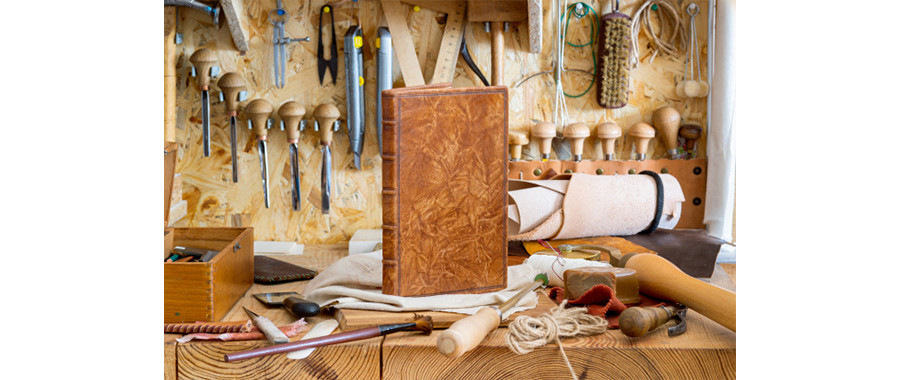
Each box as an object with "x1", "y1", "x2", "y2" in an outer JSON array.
[{"x1": 436, "y1": 274, "x2": 549, "y2": 358}]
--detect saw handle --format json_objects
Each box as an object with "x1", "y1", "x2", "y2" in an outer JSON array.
[
  {"x1": 436, "y1": 307, "x2": 500, "y2": 358},
  {"x1": 618, "y1": 306, "x2": 675, "y2": 337},
  {"x1": 283, "y1": 296, "x2": 321, "y2": 318},
  {"x1": 623, "y1": 254, "x2": 736, "y2": 331}
]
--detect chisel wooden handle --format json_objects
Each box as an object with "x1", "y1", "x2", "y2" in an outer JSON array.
[
  {"x1": 189, "y1": 48, "x2": 217, "y2": 90},
  {"x1": 618, "y1": 306, "x2": 675, "y2": 337},
  {"x1": 279, "y1": 101, "x2": 306, "y2": 143},
  {"x1": 246, "y1": 99, "x2": 274, "y2": 140},
  {"x1": 622, "y1": 254, "x2": 736, "y2": 331},
  {"x1": 436, "y1": 307, "x2": 500, "y2": 358},
  {"x1": 314, "y1": 104, "x2": 340, "y2": 145},
  {"x1": 217, "y1": 73, "x2": 247, "y2": 115}
]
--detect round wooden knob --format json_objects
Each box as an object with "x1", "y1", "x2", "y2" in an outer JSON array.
[
  {"x1": 245, "y1": 99, "x2": 274, "y2": 140},
  {"x1": 217, "y1": 73, "x2": 247, "y2": 114},
  {"x1": 596, "y1": 121, "x2": 622, "y2": 160},
  {"x1": 189, "y1": 48, "x2": 217, "y2": 90},
  {"x1": 531, "y1": 122, "x2": 556, "y2": 160},
  {"x1": 278, "y1": 101, "x2": 307, "y2": 143},
  {"x1": 563, "y1": 123, "x2": 590, "y2": 161},
  {"x1": 679, "y1": 124, "x2": 703, "y2": 157},
  {"x1": 628, "y1": 122, "x2": 655, "y2": 161},
  {"x1": 508, "y1": 131, "x2": 529, "y2": 161},
  {"x1": 314, "y1": 104, "x2": 341, "y2": 145},
  {"x1": 652, "y1": 106, "x2": 681, "y2": 158}
]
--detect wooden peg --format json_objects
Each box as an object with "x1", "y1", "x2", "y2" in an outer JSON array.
[
  {"x1": 531, "y1": 122, "x2": 556, "y2": 161},
  {"x1": 563, "y1": 123, "x2": 590, "y2": 162},
  {"x1": 628, "y1": 122, "x2": 655, "y2": 161},
  {"x1": 279, "y1": 101, "x2": 307, "y2": 143},
  {"x1": 596, "y1": 121, "x2": 622, "y2": 161},
  {"x1": 652, "y1": 106, "x2": 681, "y2": 158},
  {"x1": 217, "y1": 73, "x2": 247, "y2": 116},
  {"x1": 246, "y1": 99, "x2": 274, "y2": 141},
  {"x1": 679, "y1": 124, "x2": 703, "y2": 158},
  {"x1": 314, "y1": 104, "x2": 341, "y2": 145},
  {"x1": 508, "y1": 131, "x2": 529, "y2": 161},
  {"x1": 189, "y1": 48, "x2": 217, "y2": 91}
]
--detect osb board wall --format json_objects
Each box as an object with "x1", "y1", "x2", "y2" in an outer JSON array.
[{"x1": 171, "y1": 0, "x2": 709, "y2": 243}]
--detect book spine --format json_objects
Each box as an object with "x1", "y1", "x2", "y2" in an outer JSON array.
[{"x1": 381, "y1": 91, "x2": 399, "y2": 295}]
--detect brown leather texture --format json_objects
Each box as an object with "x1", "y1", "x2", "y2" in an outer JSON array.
[
  {"x1": 254, "y1": 255, "x2": 318, "y2": 284},
  {"x1": 623, "y1": 229, "x2": 725, "y2": 278},
  {"x1": 382, "y1": 85, "x2": 509, "y2": 297}
]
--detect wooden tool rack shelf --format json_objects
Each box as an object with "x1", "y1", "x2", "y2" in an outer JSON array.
[{"x1": 163, "y1": 244, "x2": 736, "y2": 380}]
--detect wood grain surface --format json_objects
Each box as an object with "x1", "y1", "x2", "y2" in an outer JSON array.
[
  {"x1": 165, "y1": 245, "x2": 735, "y2": 379},
  {"x1": 170, "y1": 0, "x2": 711, "y2": 243}
]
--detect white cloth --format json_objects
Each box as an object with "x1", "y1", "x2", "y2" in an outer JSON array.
[{"x1": 302, "y1": 250, "x2": 541, "y2": 318}]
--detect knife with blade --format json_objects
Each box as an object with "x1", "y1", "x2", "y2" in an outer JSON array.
[
  {"x1": 344, "y1": 25, "x2": 365, "y2": 169},
  {"x1": 246, "y1": 99, "x2": 274, "y2": 208},
  {"x1": 216, "y1": 73, "x2": 247, "y2": 183},
  {"x1": 278, "y1": 101, "x2": 307, "y2": 211},
  {"x1": 189, "y1": 48, "x2": 217, "y2": 157},
  {"x1": 313, "y1": 104, "x2": 341, "y2": 215}
]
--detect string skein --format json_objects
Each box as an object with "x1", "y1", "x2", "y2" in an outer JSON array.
[{"x1": 506, "y1": 300, "x2": 609, "y2": 380}]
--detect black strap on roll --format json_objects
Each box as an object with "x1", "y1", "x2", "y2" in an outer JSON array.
[{"x1": 639, "y1": 170, "x2": 664, "y2": 234}]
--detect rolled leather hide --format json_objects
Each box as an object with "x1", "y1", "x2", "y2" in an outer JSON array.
[{"x1": 508, "y1": 173, "x2": 685, "y2": 240}]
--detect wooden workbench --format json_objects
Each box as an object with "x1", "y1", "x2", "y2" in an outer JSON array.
[{"x1": 164, "y1": 244, "x2": 736, "y2": 379}]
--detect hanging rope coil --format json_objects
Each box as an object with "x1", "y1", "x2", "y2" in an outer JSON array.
[{"x1": 630, "y1": 0, "x2": 687, "y2": 67}]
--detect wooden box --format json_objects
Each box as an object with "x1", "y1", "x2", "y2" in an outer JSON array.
[{"x1": 164, "y1": 227, "x2": 254, "y2": 323}]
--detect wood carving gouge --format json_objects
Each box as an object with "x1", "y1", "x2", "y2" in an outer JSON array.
[
  {"x1": 217, "y1": 73, "x2": 248, "y2": 182},
  {"x1": 269, "y1": 0, "x2": 309, "y2": 89},
  {"x1": 314, "y1": 104, "x2": 341, "y2": 215},
  {"x1": 243, "y1": 307, "x2": 289, "y2": 344},
  {"x1": 189, "y1": 48, "x2": 217, "y2": 157},
  {"x1": 247, "y1": 99, "x2": 274, "y2": 208},
  {"x1": 376, "y1": 27, "x2": 392, "y2": 156},
  {"x1": 278, "y1": 101, "x2": 307, "y2": 211},
  {"x1": 317, "y1": 4, "x2": 338, "y2": 85},
  {"x1": 344, "y1": 25, "x2": 365, "y2": 169}
]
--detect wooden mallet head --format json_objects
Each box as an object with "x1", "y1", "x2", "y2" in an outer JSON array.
[{"x1": 278, "y1": 101, "x2": 307, "y2": 144}]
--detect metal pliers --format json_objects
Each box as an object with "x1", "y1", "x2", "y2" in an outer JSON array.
[{"x1": 317, "y1": 4, "x2": 338, "y2": 85}]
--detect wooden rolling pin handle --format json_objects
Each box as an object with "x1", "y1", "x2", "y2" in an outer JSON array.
[
  {"x1": 618, "y1": 306, "x2": 673, "y2": 337},
  {"x1": 436, "y1": 307, "x2": 501, "y2": 358},
  {"x1": 622, "y1": 254, "x2": 736, "y2": 332}
]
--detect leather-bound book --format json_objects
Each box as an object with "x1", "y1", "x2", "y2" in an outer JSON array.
[{"x1": 381, "y1": 85, "x2": 509, "y2": 297}]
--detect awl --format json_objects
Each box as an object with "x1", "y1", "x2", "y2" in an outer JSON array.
[
  {"x1": 246, "y1": 99, "x2": 274, "y2": 208},
  {"x1": 278, "y1": 101, "x2": 307, "y2": 211},
  {"x1": 217, "y1": 73, "x2": 247, "y2": 182},
  {"x1": 344, "y1": 25, "x2": 365, "y2": 169},
  {"x1": 375, "y1": 27, "x2": 392, "y2": 155},
  {"x1": 189, "y1": 48, "x2": 217, "y2": 157},
  {"x1": 313, "y1": 104, "x2": 340, "y2": 215},
  {"x1": 243, "y1": 306, "x2": 289, "y2": 344}
]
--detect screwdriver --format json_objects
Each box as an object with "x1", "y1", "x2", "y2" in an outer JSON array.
[
  {"x1": 217, "y1": 73, "x2": 247, "y2": 183},
  {"x1": 278, "y1": 101, "x2": 307, "y2": 211},
  {"x1": 189, "y1": 48, "x2": 217, "y2": 157},
  {"x1": 246, "y1": 99, "x2": 275, "y2": 208}
]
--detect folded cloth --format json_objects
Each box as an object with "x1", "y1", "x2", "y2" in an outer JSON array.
[{"x1": 303, "y1": 250, "x2": 541, "y2": 317}]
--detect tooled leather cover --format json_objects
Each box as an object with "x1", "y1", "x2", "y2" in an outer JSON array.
[{"x1": 382, "y1": 85, "x2": 509, "y2": 297}]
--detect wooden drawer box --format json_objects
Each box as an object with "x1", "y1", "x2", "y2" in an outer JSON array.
[{"x1": 164, "y1": 227, "x2": 254, "y2": 323}]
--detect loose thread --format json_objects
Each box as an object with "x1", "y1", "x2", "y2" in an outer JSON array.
[{"x1": 505, "y1": 300, "x2": 609, "y2": 380}]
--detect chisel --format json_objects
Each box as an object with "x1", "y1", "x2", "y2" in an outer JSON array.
[
  {"x1": 376, "y1": 26, "x2": 392, "y2": 155},
  {"x1": 436, "y1": 274, "x2": 550, "y2": 358},
  {"x1": 246, "y1": 99, "x2": 274, "y2": 208},
  {"x1": 217, "y1": 73, "x2": 247, "y2": 182},
  {"x1": 278, "y1": 101, "x2": 307, "y2": 211},
  {"x1": 313, "y1": 104, "x2": 341, "y2": 215},
  {"x1": 189, "y1": 48, "x2": 217, "y2": 157},
  {"x1": 344, "y1": 25, "x2": 365, "y2": 169}
]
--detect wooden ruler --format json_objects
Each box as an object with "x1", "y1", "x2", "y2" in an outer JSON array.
[{"x1": 382, "y1": 0, "x2": 466, "y2": 86}]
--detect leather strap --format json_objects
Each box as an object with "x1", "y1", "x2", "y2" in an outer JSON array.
[{"x1": 639, "y1": 170, "x2": 664, "y2": 234}]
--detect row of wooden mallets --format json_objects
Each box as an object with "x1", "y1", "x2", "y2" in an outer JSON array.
[{"x1": 509, "y1": 106, "x2": 703, "y2": 162}]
